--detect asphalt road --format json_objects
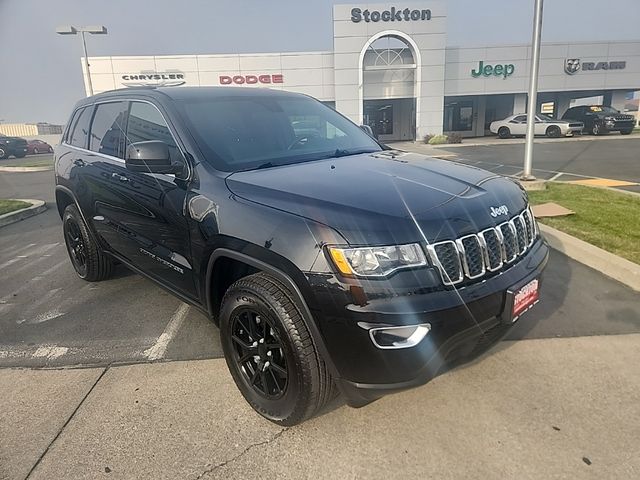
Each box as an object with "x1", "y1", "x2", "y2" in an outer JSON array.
[
  {"x1": 434, "y1": 137, "x2": 640, "y2": 193},
  {"x1": 0, "y1": 169, "x2": 639, "y2": 368}
]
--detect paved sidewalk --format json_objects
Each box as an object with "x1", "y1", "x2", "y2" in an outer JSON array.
[{"x1": 2, "y1": 334, "x2": 639, "y2": 479}]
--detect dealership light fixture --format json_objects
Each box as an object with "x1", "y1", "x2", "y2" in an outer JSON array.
[
  {"x1": 522, "y1": 0, "x2": 544, "y2": 181},
  {"x1": 56, "y1": 25, "x2": 108, "y2": 96}
]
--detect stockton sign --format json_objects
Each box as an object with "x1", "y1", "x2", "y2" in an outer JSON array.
[
  {"x1": 219, "y1": 74, "x2": 284, "y2": 85},
  {"x1": 471, "y1": 61, "x2": 515, "y2": 79},
  {"x1": 121, "y1": 72, "x2": 185, "y2": 87},
  {"x1": 350, "y1": 7, "x2": 431, "y2": 22}
]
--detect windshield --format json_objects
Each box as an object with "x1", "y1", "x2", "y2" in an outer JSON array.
[
  {"x1": 176, "y1": 95, "x2": 382, "y2": 172},
  {"x1": 589, "y1": 106, "x2": 620, "y2": 114}
]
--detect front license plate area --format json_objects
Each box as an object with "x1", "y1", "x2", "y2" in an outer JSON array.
[{"x1": 511, "y1": 278, "x2": 540, "y2": 322}]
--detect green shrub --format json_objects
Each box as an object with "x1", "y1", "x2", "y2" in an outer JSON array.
[{"x1": 427, "y1": 134, "x2": 448, "y2": 145}]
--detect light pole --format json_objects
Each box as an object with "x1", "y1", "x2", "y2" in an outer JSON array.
[
  {"x1": 522, "y1": 0, "x2": 544, "y2": 181},
  {"x1": 56, "y1": 25, "x2": 108, "y2": 96}
]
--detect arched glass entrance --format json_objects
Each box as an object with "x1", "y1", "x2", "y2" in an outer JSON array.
[{"x1": 362, "y1": 35, "x2": 417, "y2": 142}]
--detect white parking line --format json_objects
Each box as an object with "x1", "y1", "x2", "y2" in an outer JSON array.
[
  {"x1": 11, "y1": 243, "x2": 61, "y2": 274},
  {"x1": 549, "y1": 172, "x2": 564, "y2": 181},
  {"x1": 1, "y1": 242, "x2": 36, "y2": 258},
  {"x1": 143, "y1": 303, "x2": 190, "y2": 360}
]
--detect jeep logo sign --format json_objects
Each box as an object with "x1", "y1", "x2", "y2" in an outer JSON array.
[
  {"x1": 471, "y1": 61, "x2": 515, "y2": 79},
  {"x1": 489, "y1": 205, "x2": 509, "y2": 218},
  {"x1": 219, "y1": 74, "x2": 284, "y2": 85},
  {"x1": 351, "y1": 7, "x2": 431, "y2": 22}
]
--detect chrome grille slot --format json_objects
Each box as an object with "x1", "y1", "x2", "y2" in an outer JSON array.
[
  {"x1": 427, "y1": 208, "x2": 538, "y2": 286},
  {"x1": 427, "y1": 241, "x2": 463, "y2": 285}
]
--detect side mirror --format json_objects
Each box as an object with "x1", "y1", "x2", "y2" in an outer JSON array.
[
  {"x1": 359, "y1": 124, "x2": 376, "y2": 138},
  {"x1": 126, "y1": 141, "x2": 182, "y2": 174}
]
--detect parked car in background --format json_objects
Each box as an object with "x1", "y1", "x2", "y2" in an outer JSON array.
[
  {"x1": 490, "y1": 114, "x2": 583, "y2": 139},
  {"x1": 0, "y1": 134, "x2": 28, "y2": 159},
  {"x1": 561, "y1": 105, "x2": 637, "y2": 135},
  {"x1": 26, "y1": 139, "x2": 54, "y2": 154}
]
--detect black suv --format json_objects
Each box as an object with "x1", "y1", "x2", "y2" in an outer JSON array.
[
  {"x1": 55, "y1": 87, "x2": 548, "y2": 425},
  {"x1": 0, "y1": 134, "x2": 28, "y2": 159},
  {"x1": 561, "y1": 105, "x2": 636, "y2": 135}
]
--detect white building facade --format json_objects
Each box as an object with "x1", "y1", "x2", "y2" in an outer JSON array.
[{"x1": 83, "y1": 2, "x2": 640, "y2": 140}]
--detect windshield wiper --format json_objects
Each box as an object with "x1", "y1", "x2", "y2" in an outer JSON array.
[
  {"x1": 333, "y1": 148, "x2": 377, "y2": 158},
  {"x1": 255, "y1": 161, "x2": 275, "y2": 170}
]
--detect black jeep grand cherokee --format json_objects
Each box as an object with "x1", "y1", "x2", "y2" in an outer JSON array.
[{"x1": 55, "y1": 87, "x2": 548, "y2": 425}]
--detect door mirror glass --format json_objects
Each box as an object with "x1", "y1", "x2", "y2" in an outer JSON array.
[{"x1": 126, "y1": 140, "x2": 181, "y2": 174}]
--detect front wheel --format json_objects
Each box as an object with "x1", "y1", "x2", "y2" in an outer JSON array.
[
  {"x1": 62, "y1": 204, "x2": 113, "y2": 281},
  {"x1": 546, "y1": 125, "x2": 561, "y2": 138},
  {"x1": 33, "y1": 148, "x2": 39, "y2": 154},
  {"x1": 220, "y1": 273, "x2": 334, "y2": 426},
  {"x1": 498, "y1": 127, "x2": 511, "y2": 139}
]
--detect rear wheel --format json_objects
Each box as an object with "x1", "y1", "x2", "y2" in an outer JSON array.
[
  {"x1": 220, "y1": 272, "x2": 334, "y2": 426},
  {"x1": 62, "y1": 204, "x2": 113, "y2": 281},
  {"x1": 546, "y1": 125, "x2": 561, "y2": 138},
  {"x1": 498, "y1": 126, "x2": 511, "y2": 139},
  {"x1": 592, "y1": 122, "x2": 603, "y2": 135}
]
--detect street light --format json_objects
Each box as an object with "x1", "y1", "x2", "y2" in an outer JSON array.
[
  {"x1": 522, "y1": 0, "x2": 544, "y2": 181},
  {"x1": 56, "y1": 25, "x2": 108, "y2": 96}
]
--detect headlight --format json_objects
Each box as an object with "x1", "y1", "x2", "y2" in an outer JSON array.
[{"x1": 328, "y1": 243, "x2": 427, "y2": 277}]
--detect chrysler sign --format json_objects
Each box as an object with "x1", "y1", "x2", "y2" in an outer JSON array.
[
  {"x1": 351, "y1": 7, "x2": 431, "y2": 22},
  {"x1": 121, "y1": 72, "x2": 185, "y2": 87}
]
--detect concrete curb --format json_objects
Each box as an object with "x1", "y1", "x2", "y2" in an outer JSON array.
[
  {"x1": 0, "y1": 199, "x2": 47, "y2": 228},
  {"x1": 539, "y1": 223, "x2": 640, "y2": 292},
  {"x1": 0, "y1": 166, "x2": 53, "y2": 173}
]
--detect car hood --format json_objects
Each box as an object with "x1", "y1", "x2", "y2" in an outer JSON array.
[{"x1": 225, "y1": 151, "x2": 529, "y2": 245}]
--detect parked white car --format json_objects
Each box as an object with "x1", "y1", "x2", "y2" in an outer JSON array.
[{"x1": 490, "y1": 114, "x2": 584, "y2": 139}]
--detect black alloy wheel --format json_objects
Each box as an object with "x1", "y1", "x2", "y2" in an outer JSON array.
[
  {"x1": 64, "y1": 214, "x2": 88, "y2": 277},
  {"x1": 220, "y1": 273, "x2": 335, "y2": 426},
  {"x1": 230, "y1": 309, "x2": 288, "y2": 398},
  {"x1": 62, "y1": 204, "x2": 113, "y2": 281},
  {"x1": 546, "y1": 125, "x2": 561, "y2": 138}
]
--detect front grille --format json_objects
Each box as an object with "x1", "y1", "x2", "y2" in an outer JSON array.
[
  {"x1": 568, "y1": 123, "x2": 583, "y2": 128},
  {"x1": 427, "y1": 207, "x2": 538, "y2": 286}
]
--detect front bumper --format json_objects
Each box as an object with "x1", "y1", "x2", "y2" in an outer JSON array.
[{"x1": 308, "y1": 237, "x2": 549, "y2": 406}]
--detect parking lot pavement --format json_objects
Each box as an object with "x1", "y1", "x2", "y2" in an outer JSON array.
[
  {"x1": 0, "y1": 169, "x2": 639, "y2": 370},
  {"x1": 395, "y1": 137, "x2": 640, "y2": 193},
  {"x1": 4, "y1": 333, "x2": 638, "y2": 479}
]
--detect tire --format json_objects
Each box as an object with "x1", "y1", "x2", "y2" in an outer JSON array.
[
  {"x1": 48, "y1": 146, "x2": 54, "y2": 153},
  {"x1": 620, "y1": 129, "x2": 632, "y2": 135},
  {"x1": 0, "y1": 147, "x2": 7, "y2": 160},
  {"x1": 33, "y1": 148, "x2": 39, "y2": 154},
  {"x1": 220, "y1": 272, "x2": 334, "y2": 426},
  {"x1": 497, "y1": 126, "x2": 511, "y2": 139},
  {"x1": 546, "y1": 125, "x2": 561, "y2": 138},
  {"x1": 62, "y1": 204, "x2": 113, "y2": 282},
  {"x1": 592, "y1": 122, "x2": 603, "y2": 135}
]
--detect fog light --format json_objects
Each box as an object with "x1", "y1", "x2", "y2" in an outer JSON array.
[{"x1": 368, "y1": 323, "x2": 431, "y2": 350}]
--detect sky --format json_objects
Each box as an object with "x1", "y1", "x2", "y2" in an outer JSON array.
[{"x1": 1, "y1": 0, "x2": 639, "y2": 124}]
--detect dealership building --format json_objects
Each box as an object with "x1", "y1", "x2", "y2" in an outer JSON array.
[{"x1": 83, "y1": 2, "x2": 640, "y2": 141}]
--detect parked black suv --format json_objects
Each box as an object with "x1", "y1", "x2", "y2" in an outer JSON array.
[
  {"x1": 561, "y1": 105, "x2": 636, "y2": 135},
  {"x1": 0, "y1": 134, "x2": 28, "y2": 159},
  {"x1": 55, "y1": 87, "x2": 548, "y2": 425}
]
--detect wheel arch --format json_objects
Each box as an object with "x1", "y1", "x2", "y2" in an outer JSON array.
[{"x1": 205, "y1": 247, "x2": 341, "y2": 381}]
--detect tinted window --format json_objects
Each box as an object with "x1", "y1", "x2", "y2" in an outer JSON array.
[
  {"x1": 69, "y1": 107, "x2": 92, "y2": 148},
  {"x1": 89, "y1": 102, "x2": 129, "y2": 158},
  {"x1": 175, "y1": 95, "x2": 381, "y2": 172},
  {"x1": 127, "y1": 102, "x2": 181, "y2": 161},
  {"x1": 512, "y1": 115, "x2": 527, "y2": 122}
]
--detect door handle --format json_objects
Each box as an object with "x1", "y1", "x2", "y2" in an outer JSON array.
[{"x1": 111, "y1": 172, "x2": 129, "y2": 182}]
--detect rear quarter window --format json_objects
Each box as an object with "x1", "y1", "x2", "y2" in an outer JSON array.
[{"x1": 68, "y1": 107, "x2": 93, "y2": 149}]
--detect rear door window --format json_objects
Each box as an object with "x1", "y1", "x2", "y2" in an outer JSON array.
[
  {"x1": 89, "y1": 102, "x2": 129, "y2": 159},
  {"x1": 68, "y1": 107, "x2": 93, "y2": 148}
]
